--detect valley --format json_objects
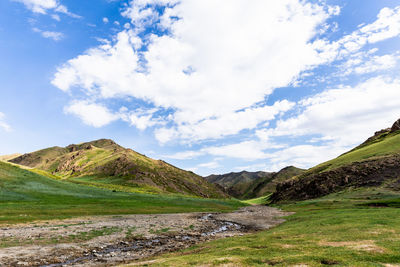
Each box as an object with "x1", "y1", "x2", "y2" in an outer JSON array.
[
  {"x1": 1, "y1": 118, "x2": 400, "y2": 266},
  {"x1": 2, "y1": 1, "x2": 400, "y2": 266}
]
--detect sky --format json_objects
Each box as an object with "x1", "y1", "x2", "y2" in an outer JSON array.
[{"x1": 1, "y1": 0, "x2": 400, "y2": 176}]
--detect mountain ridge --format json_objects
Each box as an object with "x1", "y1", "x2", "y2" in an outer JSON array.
[
  {"x1": 9, "y1": 139, "x2": 227, "y2": 199},
  {"x1": 205, "y1": 166, "x2": 304, "y2": 199}
]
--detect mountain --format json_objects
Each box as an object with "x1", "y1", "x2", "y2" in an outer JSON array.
[
  {"x1": 9, "y1": 139, "x2": 227, "y2": 198},
  {"x1": 206, "y1": 171, "x2": 272, "y2": 198},
  {"x1": 242, "y1": 166, "x2": 304, "y2": 199},
  {"x1": 271, "y1": 118, "x2": 400, "y2": 202},
  {"x1": 206, "y1": 167, "x2": 304, "y2": 199},
  {"x1": 206, "y1": 171, "x2": 270, "y2": 188}
]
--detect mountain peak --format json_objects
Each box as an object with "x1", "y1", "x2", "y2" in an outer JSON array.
[{"x1": 66, "y1": 139, "x2": 121, "y2": 152}]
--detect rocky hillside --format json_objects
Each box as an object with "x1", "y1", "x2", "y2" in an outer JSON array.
[
  {"x1": 206, "y1": 167, "x2": 303, "y2": 199},
  {"x1": 206, "y1": 171, "x2": 271, "y2": 188},
  {"x1": 10, "y1": 139, "x2": 227, "y2": 198},
  {"x1": 271, "y1": 118, "x2": 400, "y2": 202},
  {"x1": 242, "y1": 166, "x2": 304, "y2": 199}
]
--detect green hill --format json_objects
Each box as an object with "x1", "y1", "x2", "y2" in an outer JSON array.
[
  {"x1": 242, "y1": 166, "x2": 304, "y2": 199},
  {"x1": 206, "y1": 167, "x2": 303, "y2": 199},
  {"x1": 9, "y1": 139, "x2": 227, "y2": 198},
  {"x1": 0, "y1": 161, "x2": 243, "y2": 224},
  {"x1": 271, "y1": 118, "x2": 400, "y2": 202}
]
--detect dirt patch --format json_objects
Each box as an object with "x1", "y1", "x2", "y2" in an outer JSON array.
[
  {"x1": 0, "y1": 206, "x2": 290, "y2": 266},
  {"x1": 214, "y1": 206, "x2": 293, "y2": 230},
  {"x1": 319, "y1": 240, "x2": 386, "y2": 253}
]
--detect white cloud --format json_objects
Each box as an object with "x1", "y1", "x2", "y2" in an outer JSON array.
[
  {"x1": 33, "y1": 27, "x2": 64, "y2": 41},
  {"x1": 198, "y1": 160, "x2": 221, "y2": 169},
  {"x1": 0, "y1": 112, "x2": 11, "y2": 132},
  {"x1": 53, "y1": 0, "x2": 339, "y2": 142},
  {"x1": 13, "y1": 0, "x2": 80, "y2": 18},
  {"x1": 121, "y1": 108, "x2": 164, "y2": 130},
  {"x1": 340, "y1": 50, "x2": 399, "y2": 76},
  {"x1": 51, "y1": 2, "x2": 400, "y2": 173},
  {"x1": 265, "y1": 144, "x2": 347, "y2": 171},
  {"x1": 163, "y1": 150, "x2": 204, "y2": 160},
  {"x1": 103, "y1": 17, "x2": 109, "y2": 24},
  {"x1": 155, "y1": 100, "x2": 295, "y2": 143},
  {"x1": 51, "y1": 14, "x2": 60, "y2": 21},
  {"x1": 254, "y1": 76, "x2": 400, "y2": 168},
  {"x1": 64, "y1": 101, "x2": 119, "y2": 127},
  {"x1": 271, "y1": 76, "x2": 400, "y2": 146},
  {"x1": 165, "y1": 135, "x2": 286, "y2": 161},
  {"x1": 310, "y1": 6, "x2": 400, "y2": 65},
  {"x1": 351, "y1": 54, "x2": 398, "y2": 75},
  {"x1": 165, "y1": 76, "x2": 400, "y2": 168}
]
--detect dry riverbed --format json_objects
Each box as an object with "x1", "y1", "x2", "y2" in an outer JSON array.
[{"x1": 0, "y1": 206, "x2": 291, "y2": 267}]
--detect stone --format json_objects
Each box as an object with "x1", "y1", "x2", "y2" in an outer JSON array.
[{"x1": 391, "y1": 118, "x2": 400, "y2": 132}]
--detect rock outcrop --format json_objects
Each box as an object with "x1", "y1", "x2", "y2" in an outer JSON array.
[
  {"x1": 391, "y1": 118, "x2": 400, "y2": 132},
  {"x1": 271, "y1": 154, "x2": 400, "y2": 202}
]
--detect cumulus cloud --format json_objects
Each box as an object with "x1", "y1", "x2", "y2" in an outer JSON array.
[
  {"x1": 271, "y1": 76, "x2": 400, "y2": 145},
  {"x1": 13, "y1": 0, "x2": 80, "y2": 18},
  {"x1": 33, "y1": 27, "x2": 64, "y2": 41},
  {"x1": 51, "y1": 2, "x2": 400, "y2": 171},
  {"x1": 166, "y1": 76, "x2": 400, "y2": 169},
  {"x1": 258, "y1": 76, "x2": 400, "y2": 168},
  {"x1": 64, "y1": 101, "x2": 119, "y2": 127},
  {"x1": 53, "y1": 0, "x2": 340, "y2": 142},
  {"x1": 0, "y1": 112, "x2": 11, "y2": 132}
]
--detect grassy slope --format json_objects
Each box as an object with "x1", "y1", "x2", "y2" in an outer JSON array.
[
  {"x1": 139, "y1": 188, "x2": 400, "y2": 266},
  {"x1": 305, "y1": 131, "x2": 400, "y2": 176},
  {"x1": 0, "y1": 161, "x2": 245, "y2": 224},
  {"x1": 241, "y1": 194, "x2": 271, "y2": 205},
  {"x1": 9, "y1": 139, "x2": 226, "y2": 198}
]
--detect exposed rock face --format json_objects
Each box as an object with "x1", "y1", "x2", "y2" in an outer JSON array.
[
  {"x1": 391, "y1": 118, "x2": 400, "y2": 132},
  {"x1": 271, "y1": 154, "x2": 400, "y2": 202}
]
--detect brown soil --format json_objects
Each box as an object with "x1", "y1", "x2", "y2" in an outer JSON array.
[{"x1": 0, "y1": 206, "x2": 290, "y2": 267}]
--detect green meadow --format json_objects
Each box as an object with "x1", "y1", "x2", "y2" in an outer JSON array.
[
  {"x1": 0, "y1": 161, "x2": 244, "y2": 224},
  {"x1": 137, "y1": 188, "x2": 400, "y2": 266}
]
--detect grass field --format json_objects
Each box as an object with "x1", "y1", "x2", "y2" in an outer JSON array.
[
  {"x1": 136, "y1": 187, "x2": 400, "y2": 266},
  {"x1": 0, "y1": 161, "x2": 245, "y2": 224},
  {"x1": 241, "y1": 195, "x2": 271, "y2": 205}
]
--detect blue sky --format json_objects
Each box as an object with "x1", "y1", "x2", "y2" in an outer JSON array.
[{"x1": 1, "y1": 0, "x2": 400, "y2": 176}]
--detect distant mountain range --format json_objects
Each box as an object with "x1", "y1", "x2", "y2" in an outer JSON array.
[
  {"x1": 9, "y1": 139, "x2": 227, "y2": 198},
  {"x1": 271, "y1": 118, "x2": 400, "y2": 202},
  {"x1": 205, "y1": 167, "x2": 304, "y2": 199}
]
